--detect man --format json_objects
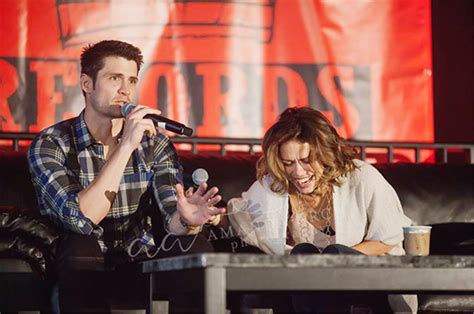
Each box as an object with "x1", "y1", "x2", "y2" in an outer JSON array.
[{"x1": 28, "y1": 40, "x2": 223, "y2": 310}]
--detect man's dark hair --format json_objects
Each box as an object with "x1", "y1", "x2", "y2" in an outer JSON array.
[{"x1": 80, "y1": 40, "x2": 143, "y2": 85}]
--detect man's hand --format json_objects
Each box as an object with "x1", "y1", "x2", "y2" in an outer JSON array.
[
  {"x1": 176, "y1": 183, "x2": 225, "y2": 228},
  {"x1": 119, "y1": 105, "x2": 161, "y2": 152},
  {"x1": 185, "y1": 187, "x2": 221, "y2": 226}
]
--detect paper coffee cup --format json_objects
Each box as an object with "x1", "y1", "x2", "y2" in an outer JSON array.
[{"x1": 403, "y1": 226, "x2": 432, "y2": 256}]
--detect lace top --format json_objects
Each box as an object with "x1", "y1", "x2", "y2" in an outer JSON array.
[{"x1": 287, "y1": 199, "x2": 336, "y2": 251}]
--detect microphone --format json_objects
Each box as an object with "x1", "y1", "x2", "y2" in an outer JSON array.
[
  {"x1": 192, "y1": 168, "x2": 209, "y2": 187},
  {"x1": 121, "y1": 103, "x2": 193, "y2": 136}
]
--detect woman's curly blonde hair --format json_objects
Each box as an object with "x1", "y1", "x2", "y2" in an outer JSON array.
[{"x1": 256, "y1": 107, "x2": 358, "y2": 195}]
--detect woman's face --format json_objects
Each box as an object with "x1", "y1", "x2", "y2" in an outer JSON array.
[{"x1": 279, "y1": 140, "x2": 320, "y2": 194}]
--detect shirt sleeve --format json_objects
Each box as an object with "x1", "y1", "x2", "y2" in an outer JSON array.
[
  {"x1": 359, "y1": 162, "x2": 412, "y2": 245},
  {"x1": 27, "y1": 135, "x2": 102, "y2": 236},
  {"x1": 228, "y1": 176, "x2": 289, "y2": 255},
  {"x1": 150, "y1": 134, "x2": 183, "y2": 230}
]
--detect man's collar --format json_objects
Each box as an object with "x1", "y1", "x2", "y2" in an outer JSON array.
[{"x1": 73, "y1": 110, "x2": 97, "y2": 151}]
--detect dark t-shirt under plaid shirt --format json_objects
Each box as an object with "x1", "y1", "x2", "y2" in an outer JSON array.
[{"x1": 27, "y1": 110, "x2": 183, "y2": 254}]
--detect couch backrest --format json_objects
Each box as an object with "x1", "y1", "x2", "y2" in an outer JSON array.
[
  {"x1": 1, "y1": 150, "x2": 473, "y2": 226},
  {"x1": 179, "y1": 153, "x2": 474, "y2": 226},
  {"x1": 372, "y1": 163, "x2": 473, "y2": 225},
  {"x1": 0, "y1": 150, "x2": 38, "y2": 213}
]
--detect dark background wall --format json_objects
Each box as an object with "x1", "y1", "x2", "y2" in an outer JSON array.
[{"x1": 432, "y1": 0, "x2": 473, "y2": 143}]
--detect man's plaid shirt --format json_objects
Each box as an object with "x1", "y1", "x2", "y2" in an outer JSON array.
[{"x1": 27, "y1": 111, "x2": 183, "y2": 254}]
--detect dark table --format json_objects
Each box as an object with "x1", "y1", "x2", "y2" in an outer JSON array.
[{"x1": 142, "y1": 253, "x2": 474, "y2": 314}]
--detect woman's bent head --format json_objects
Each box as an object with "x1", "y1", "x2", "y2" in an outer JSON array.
[{"x1": 257, "y1": 107, "x2": 358, "y2": 195}]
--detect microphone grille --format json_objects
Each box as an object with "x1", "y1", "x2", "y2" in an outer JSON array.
[
  {"x1": 192, "y1": 168, "x2": 209, "y2": 186},
  {"x1": 121, "y1": 103, "x2": 136, "y2": 118}
]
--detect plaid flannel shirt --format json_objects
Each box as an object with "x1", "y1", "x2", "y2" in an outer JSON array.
[{"x1": 27, "y1": 110, "x2": 182, "y2": 254}]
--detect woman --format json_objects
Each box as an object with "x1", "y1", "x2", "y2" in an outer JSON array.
[{"x1": 228, "y1": 107, "x2": 416, "y2": 312}]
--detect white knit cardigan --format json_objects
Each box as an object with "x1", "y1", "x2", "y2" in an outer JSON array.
[
  {"x1": 228, "y1": 159, "x2": 413, "y2": 255},
  {"x1": 228, "y1": 160, "x2": 417, "y2": 312}
]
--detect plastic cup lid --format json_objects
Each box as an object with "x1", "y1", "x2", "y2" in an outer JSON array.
[{"x1": 403, "y1": 226, "x2": 432, "y2": 233}]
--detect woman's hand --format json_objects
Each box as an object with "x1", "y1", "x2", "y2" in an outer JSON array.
[{"x1": 352, "y1": 240, "x2": 395, "y2": 255}]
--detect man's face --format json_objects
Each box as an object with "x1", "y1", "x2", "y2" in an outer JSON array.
[{"x1": 82, "y1": 56, "x2": 138, "y2": 118}]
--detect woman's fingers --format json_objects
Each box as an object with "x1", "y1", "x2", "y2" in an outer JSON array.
[{"x1": 207, "y1": 214, "x2": 222, "y2": 226}]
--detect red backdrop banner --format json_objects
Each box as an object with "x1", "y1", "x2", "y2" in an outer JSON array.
[{"x1": 0, "y1": 0, "x2": 433, "y2": 142}]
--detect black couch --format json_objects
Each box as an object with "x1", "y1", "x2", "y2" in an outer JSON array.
[{"x1": 1, "y1": 149, "x2": 473, "y2": 312}]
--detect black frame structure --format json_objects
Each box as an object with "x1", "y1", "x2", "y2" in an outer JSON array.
[{"x1": 1, "y1": 132, "x2": 473, "y2": 164}]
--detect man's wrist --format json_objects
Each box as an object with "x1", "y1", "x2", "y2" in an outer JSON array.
[
  {"x1": 117, "y1": 141, "x2": 135, "y2": 156},
  {"x1": 167, "y1": 212, "x2": 200, "y2": 235},
  {"x1": 179, "y1": 215, "x2": 200, "y2": 231}
]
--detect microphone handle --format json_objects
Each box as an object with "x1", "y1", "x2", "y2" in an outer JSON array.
[
  {"x1": 144, "y1": 114, "x2": 193, "y2": 136},
  {"x1": 159, "y1": 121, "x2": 188, "y2": 136},
  {"x1": 144, "y1": 114, "x2": 186, "y2": 127}
]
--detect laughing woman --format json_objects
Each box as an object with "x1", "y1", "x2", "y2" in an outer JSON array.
[{"x1": 228, "y1": 107, "x2": 416, "y2": 313}]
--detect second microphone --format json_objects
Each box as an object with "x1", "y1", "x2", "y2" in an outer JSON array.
[{"x1": 121, "y1": 103, "x2": 193, "y2": 136}]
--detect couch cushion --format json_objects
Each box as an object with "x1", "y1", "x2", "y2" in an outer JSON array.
[
  {"x1": 429, "y1": 223, "x2": 474, "y2": 255},
  {"x1": 0, "y1": 211, "x2": 60, "y2": 248}
]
